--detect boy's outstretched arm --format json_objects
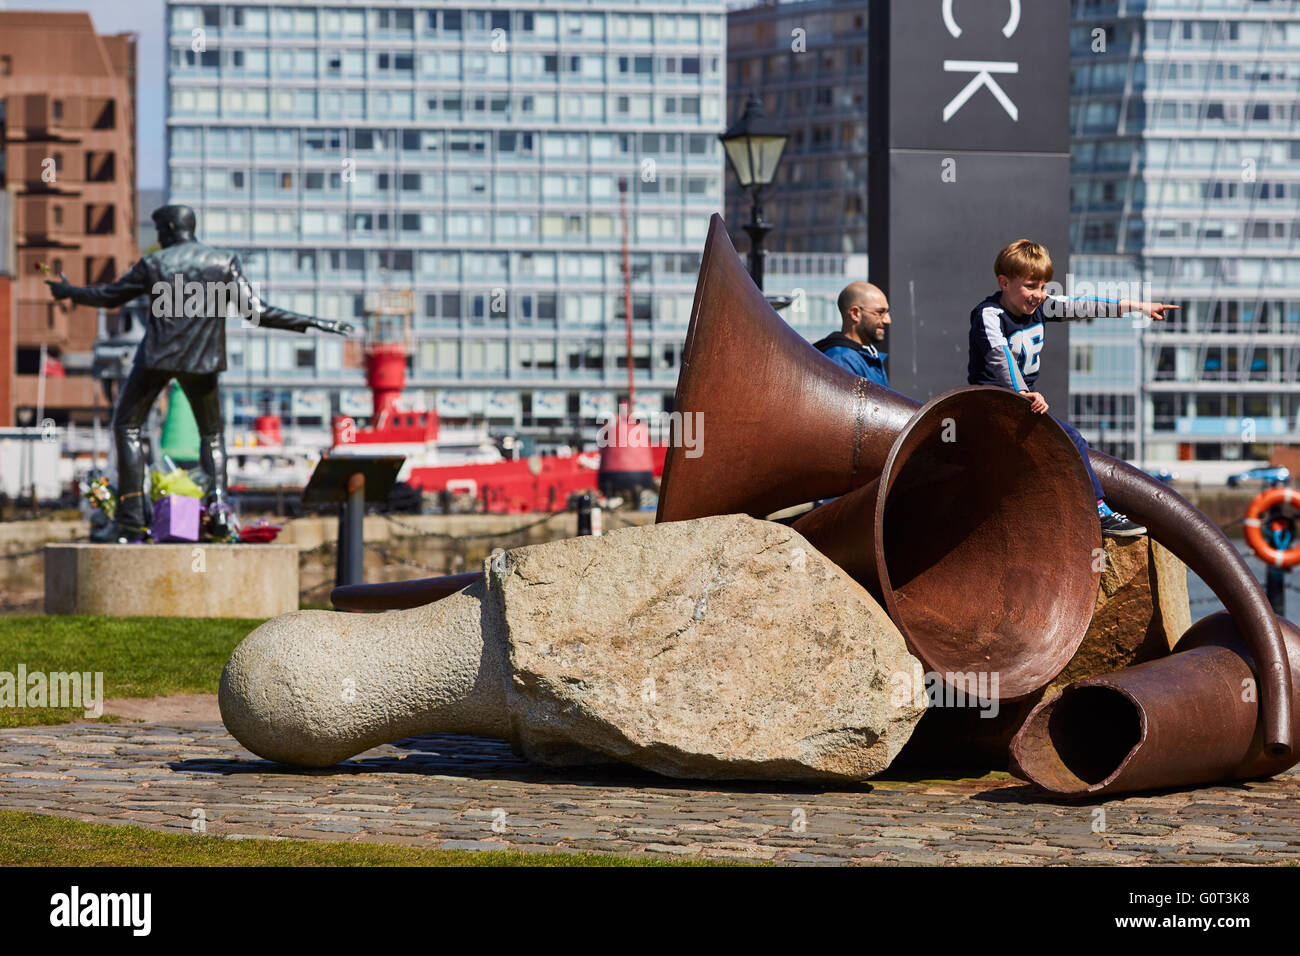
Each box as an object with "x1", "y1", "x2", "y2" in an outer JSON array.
[{"x1": 1044, "y1": 294, "x2": 1179, "y2": 322}]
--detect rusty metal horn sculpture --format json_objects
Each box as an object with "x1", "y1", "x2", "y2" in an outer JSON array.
[
  {"x1": 1009, "y1": 611, "x2": 1300, "y2": 797},
  {"x1": 1089, "y1": 453, "x2": 1293, "y2": 756},
  {"x1": 790, "y1": 387, "x2": 1101, "y2": 699},
  {"x1": 662, "y1": 214, "x2": 1292, "y2": 746},
  {"x1": 658, "y1": 215, "x2": 1101, "y2": 697}
]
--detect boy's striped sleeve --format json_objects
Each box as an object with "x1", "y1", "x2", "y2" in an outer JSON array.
[
  {"x1": 975, "y1": 305, "x2": 1026, "y2": 391},
  {"x1": 1044, "y1": 293, "x2": 1123, "y2": 321}
]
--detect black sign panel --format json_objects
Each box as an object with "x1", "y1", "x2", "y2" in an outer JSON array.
[
  {"x1": 869, "y1": 0, "x2": 1072, "y2": 412},
  {"x1": 885, "y1": 0, "x2": 1070, "y2": 152}
]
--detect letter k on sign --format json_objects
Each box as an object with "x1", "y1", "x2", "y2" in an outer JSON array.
[
  {"x1": 943, "y1": 61, "x2": 1019, "y2": 122},
  {"x1": 940, "y1": 0, "x2": 1022, "y2": 123}
]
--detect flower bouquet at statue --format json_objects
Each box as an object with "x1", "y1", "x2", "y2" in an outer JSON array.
[{"x1": 81, "y1": 475, "x2": 117, "y2": 520}]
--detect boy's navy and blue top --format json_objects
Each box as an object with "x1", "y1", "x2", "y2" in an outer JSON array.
[
  {"x1": 967, "y1": 291, "x2": 1117, "y2": 390},
  {"x1": 813, "y1": 331, "x2": 889, "y2": 387},
  {"x1": 967, "y1": 290, "x2": 1119, "y2": 502}
]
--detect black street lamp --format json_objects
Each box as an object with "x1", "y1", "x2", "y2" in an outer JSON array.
[{"x1": 719, "y1": 92, "x2": 789, "y2": 292}]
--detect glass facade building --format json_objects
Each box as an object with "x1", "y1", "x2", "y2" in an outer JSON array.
[
  {"x1": 1070, "y1": 0, "x2": 1300, "y2": 464},
  {"x1": 725, "y1": 0, "x2": 868, "y2": 256},
  {"x1": 165, "y1": 0, "x2": 739, "y2": 444}
]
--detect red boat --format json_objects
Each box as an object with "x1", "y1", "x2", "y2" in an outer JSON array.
[{"x1": 326, "y1": 291, "x2": 665, "y2": 513}]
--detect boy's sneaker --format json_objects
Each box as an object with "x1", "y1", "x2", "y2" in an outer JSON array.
[{"x1": 1098, "y1": 501, "x2": 1146, "y2": 537}]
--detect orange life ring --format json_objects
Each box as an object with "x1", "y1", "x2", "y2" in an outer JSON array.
[{"x1": 1244, "y1": 487, "x2": 1300, "y2": 567}]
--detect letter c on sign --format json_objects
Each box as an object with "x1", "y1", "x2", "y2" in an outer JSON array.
[{"x1": 943, "y1": 0, "x2": 1022, "y2": 39}]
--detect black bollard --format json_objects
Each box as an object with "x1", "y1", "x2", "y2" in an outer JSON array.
[
  {"x1": 1266, "y1": 568, "x2": 1286, "y2": 617},
  {"x1": 335, "y1": 471, "x2": 365, "y2": 588},
  {"x1": 575, "y1": 492, "x2": 593, "y2": 536},
  {"x1": 1264, "y1": 510, "x2": 1293, "y2": 617}
]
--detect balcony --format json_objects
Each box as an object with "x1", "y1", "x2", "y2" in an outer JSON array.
[
  {"x1": 14, "y1": 373, "x2": 99, "y2": 410},
  {"x1": 16, "y1": 300, "x2": 70, "y2": 345},
  {"x1": 84, "y1": 204, "x2": 116, "y2": 236},
  {"x1": 17, "y1": 199, "x2": 77, "y2": 244},
  {"x1": 85, "y1": 152, "x2": 116, "y2": 184}
]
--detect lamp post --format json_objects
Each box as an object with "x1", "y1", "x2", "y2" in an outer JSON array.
[{"x1": 719, "y1": 92, "x2": 789, "y2": 292}]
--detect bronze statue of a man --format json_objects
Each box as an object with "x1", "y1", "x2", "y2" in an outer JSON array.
[{"x1": 46, "y1": 204, "x2": 353, "y2": 542}]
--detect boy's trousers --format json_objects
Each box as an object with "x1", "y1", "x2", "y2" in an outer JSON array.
[{"x1": 1052, "y1": 415, "x2": 1105, "y2": 500}]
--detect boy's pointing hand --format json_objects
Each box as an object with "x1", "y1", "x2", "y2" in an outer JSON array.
[{"x1": 1139, "y1": 302, "x2": 1179, "y2": 321}]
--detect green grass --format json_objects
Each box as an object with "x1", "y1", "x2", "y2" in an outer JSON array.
[
  {"x1": 0, "y1": 616, "x2": 263, "y2": 727},
  {"x1": 0, "y1": 811, "x2": 726, "y2": 867}
]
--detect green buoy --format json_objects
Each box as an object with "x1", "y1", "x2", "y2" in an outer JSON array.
[{"x1": 160, "y1": 380, "x2": 201, "y2": 464}]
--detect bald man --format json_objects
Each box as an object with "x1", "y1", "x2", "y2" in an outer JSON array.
[{"x1": 812, "y1": 282, "x2": 891, "y2": 387}]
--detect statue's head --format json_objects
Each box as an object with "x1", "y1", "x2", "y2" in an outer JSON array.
[{"x1": 151, "y1": 205, "x2": 197, "y2": 248}]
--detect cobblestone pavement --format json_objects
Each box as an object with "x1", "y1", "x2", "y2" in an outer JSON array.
[{"x1": 1, "y1": 721, "x2": 1298, "y2": 865}]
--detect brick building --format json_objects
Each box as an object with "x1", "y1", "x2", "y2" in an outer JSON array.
[{"x1": 0, "y1": 11, "x2": 137, "y2": 428}]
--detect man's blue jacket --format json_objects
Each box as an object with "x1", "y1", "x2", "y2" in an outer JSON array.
[{"x1": 812, "y1": 331, "x2": 888, "y2": 387}]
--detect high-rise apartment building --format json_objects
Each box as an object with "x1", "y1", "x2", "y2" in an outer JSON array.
[
  {"x1": 0, "y1": 12, "x2": 138, "y2": 429},
  {"x1": 165, "y1": 0, "x2": 740, "y2": 444},
  {"x1": 1070, "y1": 0, "x2": 1300, "y2": 467}
]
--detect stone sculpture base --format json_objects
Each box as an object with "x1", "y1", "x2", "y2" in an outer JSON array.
[
  {"x1": 220, "y1": 515, "x2": 926, "y2": 782},
  {"x1": 44, "y1": 543, "x2": 300, "y2": 618}
]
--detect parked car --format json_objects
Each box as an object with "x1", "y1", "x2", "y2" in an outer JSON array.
[
  {"x1": 1227, "y1": 466, "x2": 1291, "y2": 488},
  {"x1": 1145, "y1": 469, "x2": 1177, "y2": 485}
]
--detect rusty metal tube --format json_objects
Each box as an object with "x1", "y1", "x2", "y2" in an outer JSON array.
[
  {"x1": 1009, "y1": 611, "x2": 1300, "y2": 797},
  {"x1": 330, "y1": 572, "x2": 485, "y2": 612},
  {"x1": 793, "y1": 387, "x2": 1101, "y2": 699},
  {"x1": 1089, "y1": 452, "x2": 1293, "y2": 756}
]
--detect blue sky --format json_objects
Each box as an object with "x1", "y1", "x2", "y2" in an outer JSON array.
[{"x1": 10, "y1": 0, "x2": 167, "y2": 187}]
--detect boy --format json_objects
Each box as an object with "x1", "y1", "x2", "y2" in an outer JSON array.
[{"x1": 968, "y1": 239, "x2": 1178, "y2": 537}]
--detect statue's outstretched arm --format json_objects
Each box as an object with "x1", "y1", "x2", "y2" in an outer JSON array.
[
  {"x1": 46, "y1": 258, "x2": 151, "y2": 309},
  {"x1": 231, "y1": 255, "x2": 354, "y2": 337}
]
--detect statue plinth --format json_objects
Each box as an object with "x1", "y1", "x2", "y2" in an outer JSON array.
[{"x1": 44, "y1": 543, "x2": 299, "y2": 618}]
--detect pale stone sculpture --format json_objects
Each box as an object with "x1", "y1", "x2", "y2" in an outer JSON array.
[{"x1": 219, "y1": 514, "x2": 926, "y2": 782}]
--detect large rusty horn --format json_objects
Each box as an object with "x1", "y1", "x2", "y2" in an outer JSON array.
[
  {"x1": 656, "y1": 214, "x2": 917, "y2": 523},
  {"x1": 791, "y1": 387, "x2": 1100, "y2": 698},
  {"x1": 1088, "y1": 453, "x2": 1293, "y2": 755},
  {"x1": 659, "y1": 214, "x2": 1100, "y2": 697},
  {"x1": 1009, "y1": 611, "x2": 1300, "y2": 797}
]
